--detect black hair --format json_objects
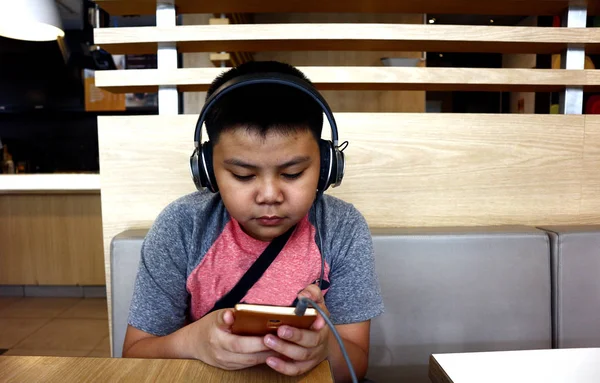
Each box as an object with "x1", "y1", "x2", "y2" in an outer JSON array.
[{"x1": 204, "y1": 61, "x2": 324, "y2": 144}]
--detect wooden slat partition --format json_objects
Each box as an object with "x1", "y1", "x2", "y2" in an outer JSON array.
[
  {"x1": 208, "y1": 16, "x2": 254, "y2": 68},
  {"x1": 94, "y1": 24, "x2": 600, "y2": 55},
  {"x1": 96, "y1": 67, "x2": 600, "y2": 93},
  {"x1": 95, "y1": 0, "x2": 600, "y2": 16}
]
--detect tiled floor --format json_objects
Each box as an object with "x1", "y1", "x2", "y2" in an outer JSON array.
[{"x1": 0, "y1": 297, "x2": 110, "y2": 357}]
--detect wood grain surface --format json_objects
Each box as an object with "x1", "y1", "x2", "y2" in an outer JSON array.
[
  {"x1": 0, "y1": 356, "x2": 332, "y2": 383},
  {"x1": 93, "y1": 24, "x2": 600, "y2": 55},
  {"x1": 0, "y1": 194, "x2": 104, "y2": 285},
  {"x1": 96, "y1": 67, "x2": 600, "y2": 93}
]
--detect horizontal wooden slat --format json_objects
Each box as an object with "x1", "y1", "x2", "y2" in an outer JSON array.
[
  {"x1": 95, "y1": 67, "x2": 600, "y2": 93},
  {"x1": 94, "y1": 24, "x2": 600, "y2": 55},
  {"x1": 0, "y1": 174, "x2": 101, "y2": 194},
  {"x1": 95, "y1": 0, "x2": 600, "y2": 16}
]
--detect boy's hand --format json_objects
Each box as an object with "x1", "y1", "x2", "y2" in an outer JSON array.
[
  {"x1": 189, "y1": 308, "x2": 278, "y2": 370},
  {"x1": 263, "y1": 284, "x2": 331, "y2": 376}
]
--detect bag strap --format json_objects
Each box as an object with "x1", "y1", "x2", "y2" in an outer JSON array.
[{"x1": 207, "y1": 224, "x2": 297, "y2": 314}]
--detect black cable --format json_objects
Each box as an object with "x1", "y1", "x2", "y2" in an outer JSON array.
[
  {"x1": 295, "y1": 297, "x2": 358, "y2": 383},
  {"x1": 311, "y1": 198, "x2": 325, "y2": 291}
]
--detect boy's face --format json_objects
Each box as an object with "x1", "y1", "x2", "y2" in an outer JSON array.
[{"x1": 213, "y1": 126, "x2": 321, "y2": 242}]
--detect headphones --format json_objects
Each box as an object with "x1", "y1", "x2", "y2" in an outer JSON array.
[{"x1": 190, "y1": 72, "x2": 346, "y2": 194}]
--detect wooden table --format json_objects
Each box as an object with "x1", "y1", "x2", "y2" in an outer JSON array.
[
  {"x1": 0, "y1": 356, "x2": 333, "y2": 382},
  {"x1": 429, "y1": 348, "x2": 600, "y2": 383}
]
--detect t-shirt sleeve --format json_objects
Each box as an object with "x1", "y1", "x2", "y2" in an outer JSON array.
[
  {"x1": 325, "y1": 206, "x2": 385, "y2": 325},
  {"x1": 127, "y1": 204, "x2": 192, "y2": 336}
]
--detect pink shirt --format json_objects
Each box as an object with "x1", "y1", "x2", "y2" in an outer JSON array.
[{"x1": 186, "y1": 215, "x2": 330, "y2": 320}]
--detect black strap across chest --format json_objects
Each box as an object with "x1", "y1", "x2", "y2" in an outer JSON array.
[{"x1": 206, "y1": 224, "x2": 297, "y2": 314}]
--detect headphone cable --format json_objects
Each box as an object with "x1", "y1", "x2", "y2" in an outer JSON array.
[{"x1": 295, "y1": 297, "x2": 358, "y2": 383}]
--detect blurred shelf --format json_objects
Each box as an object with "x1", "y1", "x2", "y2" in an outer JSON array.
[{"x1": 0, "y1": 174, "x2": 101, "y2": 193}]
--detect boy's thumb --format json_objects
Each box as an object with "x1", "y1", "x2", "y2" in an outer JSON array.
[{"x1": 217, "y1": 309, "x2": 235, "y2": 331}]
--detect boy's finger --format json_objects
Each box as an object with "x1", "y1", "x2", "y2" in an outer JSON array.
[
  {"x1": 298, "y1": 284, "x2": 324, "y2": 305},
  {"x1": 216, "y1": 309, "x2": 235, "y2": 331},
  {"x1": 298, "y1": 285, "x2": 330, "y2": 319},
  {"x1": 275, "y1": 325, "x2": 326, "y2": 349},
  {"x1": 310, "y1": 315, "x2": 326, "y2": 331},
  {"x1": 264, "y1": 333, "x2": 319, "y2": 362},
  {"x1": 223, "y1": 333, "x2": 274, "y2": 354},
  {"x1": 266, "y1": 356, "x2": 317, "y2": 377}
]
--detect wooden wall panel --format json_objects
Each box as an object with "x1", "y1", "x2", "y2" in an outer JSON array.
[
  {"x1": 580, "y1": 116, "x2": 600, "y2": 221},
  {"x1": 0, "y1": 194, "x2": 105, "y2": 285},
  {"x1": 98, "y1": 114, "x2": 600, "y2": 256}
]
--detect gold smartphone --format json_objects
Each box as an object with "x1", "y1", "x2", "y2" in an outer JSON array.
[{"x1": 231, "y1": 303, "x2": 317, "y2": 336}]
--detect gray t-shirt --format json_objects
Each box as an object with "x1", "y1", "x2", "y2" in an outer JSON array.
[{"x1": 129, "y1": 190, "x2": 384, "y2": 336}]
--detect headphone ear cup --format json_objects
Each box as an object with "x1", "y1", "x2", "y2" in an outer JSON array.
[
  {"x1": 333, "y1": 146, "x2": 345, "y2": 188},
  {"x1": 318, "y1": 139, "x2": 335, "y2": 192},
  {"x1": 201, "y1": 142, "x2": 219, "y2": 193},
  {"x1": 190, "y1": 147, "x2": 203, "y2": 191}
]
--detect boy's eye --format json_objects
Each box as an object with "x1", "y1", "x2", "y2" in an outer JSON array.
[
  {"x1": 283, "y1": 172, "x2": 303, "y2": 180},
  {"x1": 232, "y1": 174, "x2": 254, "y2": 181}
]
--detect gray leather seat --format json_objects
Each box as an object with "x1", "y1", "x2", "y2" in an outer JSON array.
[
  {"x1": 538, "y1": 225, "x2": 600, "y2": 349},
  {"x1": 110, "y1": 229, "x2": 148, "y2": 358},
  {"x1": 366, "y1": 226, "x2": 552, "y2": 383}
]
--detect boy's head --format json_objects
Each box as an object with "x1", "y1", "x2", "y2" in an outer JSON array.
[
  {"x1": 202, "y1": 61, "x2": 328, "y2": 242},
  {"x1": 204, "y1": 61, "x2": 323, "y2": 144}
]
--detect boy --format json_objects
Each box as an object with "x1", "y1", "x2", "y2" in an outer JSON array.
[{"x1": 122, "y1": 61, "x2": 384, "y2": 382}]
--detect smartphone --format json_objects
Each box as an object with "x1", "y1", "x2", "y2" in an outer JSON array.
[{"x1": 231, "y1": 303, "x2": 318, "y2": 336}]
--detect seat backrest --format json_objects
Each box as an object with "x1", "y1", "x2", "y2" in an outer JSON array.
[
  {"x1": 110, "y1": 229, "x2": 148, "y2": 358},
  {"x1": 539, "y1": 225, "x2": 600, "y2": 349},
  {"x1": 366, "y1": 226, "x2": 553, "y2": 383}
]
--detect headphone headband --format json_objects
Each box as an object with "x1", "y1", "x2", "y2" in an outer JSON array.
[{"x1": 194, "y1": 72, "x2": 339, "y2": 148}]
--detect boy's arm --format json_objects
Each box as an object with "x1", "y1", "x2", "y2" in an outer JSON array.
[
  {"x1": 328, "y1": 321, "x2": 371, "y2": 382},
  {"x1": 125, "y1": 203, "x2": 277, "y2": 368},
  {"x1": 123, "y1": 325, "x2": 190, "y2": 359},
  {"x1": 123, "y1": 308, "x2": 278, "y2": 370}
]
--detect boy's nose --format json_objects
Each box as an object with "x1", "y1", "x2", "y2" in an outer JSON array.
[{"x1": 256, "y1": 178, "x2": 284, "y2": 204}]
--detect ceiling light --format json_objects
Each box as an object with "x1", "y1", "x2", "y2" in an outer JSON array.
[
  {"x1": 0, "y1": 0, "x2": 64, "y2": 41},
  {"x1": 428, "y1": 18, "x2": 436, "y2": 24}
]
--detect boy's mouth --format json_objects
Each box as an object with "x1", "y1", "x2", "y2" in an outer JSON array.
[{"x1": 256, "y1": 216, "x2": 284, "y2": 226}]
